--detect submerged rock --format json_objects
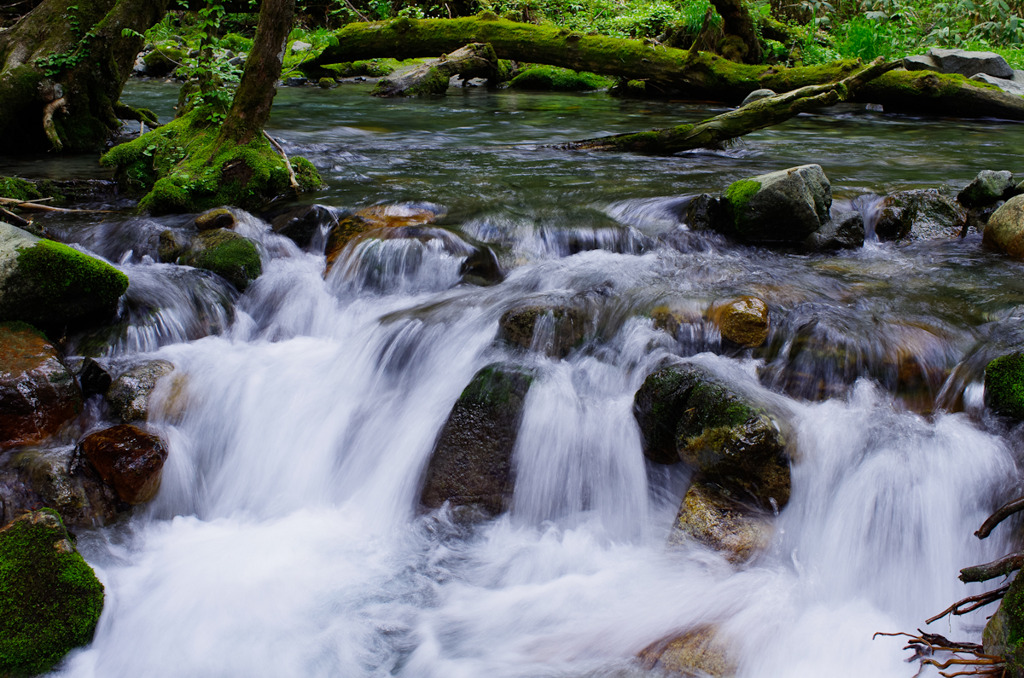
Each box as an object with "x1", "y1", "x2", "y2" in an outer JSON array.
[
  {"x1": 498, "y1": 304, "x2": 588, "y2": 358},
  {"x1": 420, "y1": 363, "x2": 533, "y2": 519},
  {"x1": 873, "y1": 189, "x2": 967, "y2": 241},
  {"x1": 78, "y1": 424, "x2": 168, "y2": 505},
  {"x1": 707, "y1": 296, "x2": 770, "y2": 348},
  {"x1": 0, "y1": 222, "x2": 129, "y2": 333},
  {"x1": 637, "y1": 626, "x2": 736, "y2": 678},
  {"x1": 984, "y1": 195, "x2": 1024, "y2": 260},
  {"x1": 0, "y1": 509, "x2": 104, "y2": 677},
  {"x1": 0, "y1": 322, "x2": 82, "y2": 451},
  {"x1": 670, "y1": 481, "x2": 773, "y2": 563},
  {"x1": 178, "y1": 227, "x2": 262, "y2": 291},
  {"x1": 718, "y1": 164, "x2": 831, "y2": 245},
  {"x1": 106, "y1": 359, "x2": 175, "y2": 423},
  {"x1": 633, "y1": 364, "x2": 789, "y2": 510},
  {"x1": 984, "y1": 352, "x2": 1024, "y2": 422},
  {"x1": 269, "y1": 203, "x2": 339, "y2": 249}
]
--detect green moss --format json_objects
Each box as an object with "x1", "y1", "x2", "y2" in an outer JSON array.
[
  {"x1": 985, "y1": 352, "x2": 1024, "y2": 421},
  {"x1": 0, "y1": 509, "x2": 104, "y2": 677},
  {"x1": 181, "y1": 229, "x2": 261, "y2": 291},
  {"x1": 508, "y1": 66, "x2": 614, "y2": 91},
  {"x1": 722, "y1": 178, "x2": 761, "y2": 229},
  {"x1": 322, "y1": 58, "x2": 402, "y2": 77},
  {"x1": 0, "y1": 177, "x2": 43, "y2": 202},
  {"x1": 290, "y1": 157, "x2": 323, "y2": 193},
  {"x1": 460, "y1": 363, "x2": 534, "y2": 407}
]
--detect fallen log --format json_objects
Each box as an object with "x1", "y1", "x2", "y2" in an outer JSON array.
[
  {"x1": 373, "y1": 42, "x2": 499, "y2": 96},
  {"x1": 304, "y1": 15, "x2": 1024, "y2": 119},
  {"x1": 560, "y1": 57, "x2": 894, "y2": 154}
]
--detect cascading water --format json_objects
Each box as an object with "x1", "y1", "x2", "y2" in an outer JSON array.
[{"x1": 30, "y1": 84, "x2": 1024, "y2": 677}]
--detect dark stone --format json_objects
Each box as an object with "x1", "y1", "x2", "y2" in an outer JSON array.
[
  {"x1": 78, "y1": 424, "x2": 168, "y2": 505},
  {"x1": 958, "y1": 170, "x2": 1017, "y2": 208},
  {"x1": 194, "y1": 207, "x2": 237, "y2": 232},
  {"x1": 157, "y1": 229, "x2": 191, "y2": 263},
  {"x1": 77, "y1": 358, "x2": 111, "y2": 399},
  {"x1": 459, "y1": 246, "x2": 504, "y2": 286},
  {"x1": 420, "y1": 363, "x2": 533, "y2": 518},
  {"x1": 874, "y1": 189, "x2": 967, "y2": 241},
  {"x1": 803, "y1": 209, "x2": 865, "y2": 251},
  {"x1": 719, "y1": 165, "x2": 831, "y2": 245},
  {"x1": 269, "y1": 204, "x2": 339, "y2": 249},
  {"x1": 107, "y1": 359, "x2": 175, "y2": 423},
  {"x1": 927, "y1": 47, "x2": 1014, "y2": 79},
  {"x1": 498, "y1": 304, "x2": 588, "y2": 358},
  {"x1": 685, "y1": 193, "x2": 722, "y2": 232}
]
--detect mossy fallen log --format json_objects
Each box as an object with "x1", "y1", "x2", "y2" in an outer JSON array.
[{"x1": 305, "y1": 15, "x2": 1024, "y2": 119}]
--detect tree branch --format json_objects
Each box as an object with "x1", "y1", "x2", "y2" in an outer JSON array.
[
  {"x1": 976, "y1": 495, "x2": 1024, "y2": 539},
  {"x1": 960, "y1": 552, "x2": 1024, "y2": 583}
]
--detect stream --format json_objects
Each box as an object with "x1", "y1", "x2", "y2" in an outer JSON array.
[{"x1": 15, "y1": 81, "x2": 1024, "y2": 677}]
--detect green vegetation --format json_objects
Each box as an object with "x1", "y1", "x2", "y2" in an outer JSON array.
[
  {"x1": 509, "y1": 65, "x2": 615, "y2": 89},
  {"x1": 985, "y1": 352, "x2": 1024, "y2": 421}
]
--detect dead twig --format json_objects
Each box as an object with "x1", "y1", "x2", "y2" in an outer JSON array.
[
  {"x1": 0, "y1": 197, "x2": 113, "y2": 214},
  {"x1": 926, "y1": 583, "x2": 1011, "y2": 624},
  {"x1": 263, "y1": 131, "x2": 300, "y2": 193},
  {"x1": 961, "y1": 552, "x2": 1024, "y2": 583}
]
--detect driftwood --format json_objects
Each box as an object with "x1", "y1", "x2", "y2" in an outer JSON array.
[
  {"x1": 960, "y1": 552, "x2": 1024, "y2": 583},
  {"x1": 373, "y1": 42, "x2": 499, "y2": 97},
  {"x1": 0, "y1": 197, "x2": 113, "y2": 214},
  {"x1": 976, "y1": 494, "x2": 1024, "y2": 539},
  {"x1": 559, "y1": 57, "x2": 894, "y2": 154},
  {"x1": 305, "y1": 15, "x2": 1024, "y2": 119}
]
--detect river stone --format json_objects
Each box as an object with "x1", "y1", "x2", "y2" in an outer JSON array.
[
  {"x1": 78, "y1": 424, "x2": 168, "y2": 504},
  {"x1": 178, "y1": 228, "x2": 262, "y2": 291},
  {"x1": 984, "y1": 352, "x2": 1024, "y2": 421},
  {"x1": 802, "y1": 208, "x2": 865, "y2": 251},
  {"x1": 637, "y1": 626, "x2": 736, "y2": 678},
  {"x1": 194, "y1": 207, "x2": 237, "y2": 232},
  {"x1": 269, "y1": 203, "x2": 339, "y2": 249},
  {"x1": 707, "y1": 296, "x2": 769, "y2": 348},
  {"x1": 498, "y1": 304, "x2": 588, "y2": 358},
  {"x1": 78, "y1": 357, "x2": 112, "y2": 398},
  {"x1": 984, "y1": 194, "x2": 1024, "y2": 259},
  {"x1": 927, "y1": 47, "x2": 1014, "y2": 79},
  {"x1": 324, "y1": 203, "x2": 444, "y2": 272},
  {"x1": 958, "y1": 170, "x2": 1018, "y2": 208},
  {"x1": 685, "y1": 193, "x2": 722, "y2": 232},
  {"x1": 903, "y1": 54, "x2": 939, "y2": 71},
  {"x1": 740, "y1": 88, "x2": 775, "y2": 106},
  {"x1": 459, "y1": 246, "x2": 504, "y2": 286},
  {"x1": 0, "y1": 322, "x2": 82, "y2": 451},
  {"x1": 719, "y1": 165, "x2": 831, "y2": 245},
  {"x1": 669, "y1": 481, "x2": 773, "y2": 563},
  {"x1": 420, "y1": 363, "x2": 533, "y2": 519},
  {"x1": 971, "y1": 72, "x2": 1024, "y2": 96},
  {"x1": 0, "y1": 509, "x2": 104, "y2": 678},
  {"x1": 106, "y1": 359, "x2": 175, "y2": 423},
  {"x1": 11, "y1": 446, "x2": 120, "y2": 528},
  {"x1": 633, "y1": 364, "x2": 789, "y2": 510},
  {"x1": 0, "y1": 222, "x2": 129, "y2": 333},
  {"x1": 873, "y1": 189, "x2": 967, "y2": 241}
]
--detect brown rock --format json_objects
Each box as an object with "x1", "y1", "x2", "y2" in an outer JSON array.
[
  {"x1": 708, "y1": 296, "x2": 770, "y2": 347},
  {"x1": 78, "y1": 424, "x2": 168, "y2": 504},
  {"x1": 669, "y1": 482, "x2": 773, "y2": 563},
  {"x1": 194, "y1": 207, "x2": 237, "y2": 231},
  {"x1": 325, "y1": 203, "x2": 444, "y2": 272},
  {"x1": 984, "y1": 194, "x2": 1024, "y2": 259},
  {"x1": 0, "y1": 322, "x2": 82, "y2": 450},
  {"x1": 638, "y1": 626, "x2": 736, "y2": 678}
]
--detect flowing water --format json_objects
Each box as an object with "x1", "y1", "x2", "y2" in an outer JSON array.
[{"x1": 18, "y1": 82, "x2": 1024, "y2": 677}]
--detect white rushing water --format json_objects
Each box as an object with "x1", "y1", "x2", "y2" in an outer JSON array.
[{"x1": 54, "y1": 209, "x2": 1018, "y2": 678}]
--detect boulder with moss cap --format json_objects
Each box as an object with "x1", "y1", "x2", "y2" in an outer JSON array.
[
  {"x1": 984, "y1": 195, "x2": 1024, "y2": 260},
  {"x1": 718, "y1": 165, "x2": 831, "y2": 245}
]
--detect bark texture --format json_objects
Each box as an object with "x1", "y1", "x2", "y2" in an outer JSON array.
[{"x1": 710, "y1": 0, "x2": 762, "y2": 63}]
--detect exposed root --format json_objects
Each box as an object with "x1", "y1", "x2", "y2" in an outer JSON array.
[
  {"x1": 263, "y1": 130, "x2": 299, "y2": 193},
  {"x1": 874, "y1": 630, "x2": 1004, "y2": 678},
  {"x1": 961, "y1": 552, "x2": 1024, "y2": 583},
  {"x1": 42, "y1": 96, "x2": 67, "y2": 152},
  {"x1": 927, "y1": 584, "x2": 1011, "y2": 624},
  {"x1": 0, "y1": 205, "x2": 32, "y2": 227}
]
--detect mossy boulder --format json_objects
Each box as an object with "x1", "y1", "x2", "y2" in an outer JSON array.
[
  {"x1": 984, "y1": 570, "x2": 1024, "y2": 676},
  {"x1": 7, "y1": 447, "x2": 120, "y2": 528},
  {"x1": 958, "y1": 169, "x2": 1019, "y2": 208},
  {"x1": 718, "y1": 165, "x2": 831, "y2": 245},
  {"x1": 498, "y1": 304, "x2": 588, "y2": 358},
  {"x1": 0, "y1": 176, "x2": 43, "y2": 202},
  {"x1": 0, "y1": 509, "x2": 104, "y2": 677},
  {"x1": 637, "y1": 626, "x2": 736, "y2": 678},
  {"x1": 707, "y1": 296, "x2": 769, "y2": 348},
  {"x1": 420, "y1": 363, "x2": 533, "y2": 520},
  {"x1": 633, "y1": 364, "x2": 789, "y2": 510},
  {"x1": 0, "y1": 222, "x2": 129, "y2": 334},
  {"x1": 0, "y1": 322, "x2": 82, "y2": 451},
  {"x1": 141, "y1": 43, "x2": 187, "y2": 77},
  {"x1": 508, "y1": 66, "x2": 613, "y2": 91},
  {"x1": 873, "y1": 188, "x2": 967, "y2": 241},
  {"x1": 178, "y1": 228, "x2": 262, "y2": 291},
  {"x1": 669, "y1": 481, "x2": 773, "y2": 563},
  {"x1": 984, "y1": 195, "x2": 1024, "y2": 260},
  {"x1": 193, "y1": 207, "x2": 238, "y2": 232},
  {"x1": 984, "y1": 352, "x2": 1024, "y2": 422},
  {"x1": 78, "y1": 424, "x2": 168, "y2": 505},
  {"x1": 106, "y1": 359, "x2": 175, "y2": 423}
]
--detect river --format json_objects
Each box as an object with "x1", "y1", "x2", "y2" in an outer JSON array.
[{"x1": 19, "y1": 81, "x2": 1024, "y2": 677}]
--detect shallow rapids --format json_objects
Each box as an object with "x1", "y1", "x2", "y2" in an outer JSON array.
[{"x1": 36, "y1": 83, "x2": 1024, "y2": 677}]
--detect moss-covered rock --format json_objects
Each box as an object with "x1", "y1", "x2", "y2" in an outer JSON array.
[
  {"x1": 178, "y1": 228, "x2": 262, "y2": 291},
  {"x1": 0, "y1": 222, "x2": 129, "y2": 334},
  {"x1": 508, "y1": 66, "x2": 613, "y2": 91},
  {"x1": 107, "y1": 359, "x2": 175, "y2": 423},
  {"x1": 498, "y1": 304, "x2": 588, "y2": 358},
  {"x1": 984, "y1": 195, "x2": 1024, "y2": 260},
  {"x1": 984, "y1": 570, "x2": 1024, "y2": 676},
  {"x1": 0, "y1": 509, "x2": 104, "y2": 677},
  {"x1": 9, "y1": 446, "x2": 120, "y2": 528},
  {"x1": 719, "y1": 165, "x2": 831, "y2": 245},
  {"x1": 141, "y1": 43, "x2": 187, "y2": 78},
  {"x1": 633, "y1": 364, "x2": 789, "y2": 510},
  {"x1": 78, "y1": 424, "x2": 168, "y2": 505},
  {"x1": 874, "y1": 188, "x2": 967, "y2": 241},
  {"x1": 0, "y1": 177, "x2": 43, "y2": 202},
  {"x1": 420, "y1": 363, "x2": 533, "y2": 520},
  {"x1": 958, "y1": 169, "x2": 1019, "y2": 208},
  {"x1": 985, "y1": 352, "x2": 1024, "y2": 422},
  {"x1": 0, "y1": 322, "x2": 82, "y2": 451}
]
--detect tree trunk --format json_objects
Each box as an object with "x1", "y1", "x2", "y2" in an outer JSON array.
[
  {"x1": 373, "y1": 42, "x2": 498, "y2": 96},
  {"x1": 0, "y1": 0, "x2": 170, "y2": 152},
  {"x1": 217, "y1": 0, "x2": 295, "y2": 145},
  {"x1": 304, "y1": 16, "x2": 1024, "y2": 120},
  {"x1": 709, "y1": 0, "x2": 762, "y2": 64}
]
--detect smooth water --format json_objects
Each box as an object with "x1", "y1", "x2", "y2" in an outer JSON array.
[{"x1": 27, "y1": 82, "x2": 1024, "y2": 677}]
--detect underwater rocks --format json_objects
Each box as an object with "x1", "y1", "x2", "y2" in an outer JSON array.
[
  {"x1": 0, "y1": 323, "x2": 82, "y2": 451},
  {"x1": 0, "y1": 509, "x2": 104, "y2": 678},
  {"x1": 707, "y1": 296, "x2": 770, "y2": 348},
  {"x1": 873, "y1": 189, "x2": 967, "y2": 241},
  {"x1": 498, "y1": 304, "x2": 588, "y2": 358},
  {"x1": 420, "y1": 363, "x2": 533, "y2": 520},
  {"x1": 0, "y1": 222, "x2": 128, "y2": 334}
]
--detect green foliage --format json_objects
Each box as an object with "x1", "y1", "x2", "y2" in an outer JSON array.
[
  {"x1": 508, "y1": 65, "x2": 615, "y2": 89},
  {"x1": 0, "y1": 177, "x2": 42, "y2": 202},
  {"x1": 985, "y1": 352, "x2": 1024, "y2": 421}
]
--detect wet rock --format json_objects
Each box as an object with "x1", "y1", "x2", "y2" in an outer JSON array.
[
  {"x1": 984, "y1": 571, "x2": 1024, "y2": 676},
  {"x1": 498, "y1": 304, "x2": 588, "y2": 358},
  {"x1": 718, "y1": 165, "x2": 831, "y2": 245},
  {"x1": 984, "y1": 195, "x2": 1024, "y2": 260},
  {"x1": 669, "y1": 481, "x2": 773, "y2": 563},
  {"x1": 707, "y1": 296, "x2": 770, "y2": 348},
  {"x1": 0, "y1": 509, "x2": 104, "y2": 677},
  {"x1": 958, "y1": 170, "x2": 1018, "y2": 208},
  {"x1": 178, "y1": 227, "x2": 262, "y2": 291},
  {"x1": 874, "y1": 189, "x2": 967, "y2": 241},
  {"x1": 324, "y1": 203, "x2": 444, "y2": 271},
  {"x1": 740, "y1": 88, "x2": 775, "y2": 106},
  {"x1": 420, "y1": 363, "x2": 533, "y2": 519},
  {"x1": 269, "y1": 203, "x2": 339, "y2": 249},
  {"x1": 637, "y1": 626, "x2": 736, "y2": 678},
  {"x1": 158, "y1": 228, "x2": 191, "y2": 262},
  {"x1": 141, "y1": 43, "x2": 186, "y2": 77},
  {"x1": 802, "y1": 209, "x2": 864, "y2": 251},
  {"x1": 11, "y1": 447, "x2": 120, "y2": 528},
  {"x1": 0, "y1": 323, "x2": 82, "y2": 451},
  {"x1": 78, "y1": 424, "x2": 168, "y2": 505},
  {"x1": 194, "y1": 207, "x2": 237, "y2": 232},
  {"x1": 0, "y1": 222, "x2": 129, "y2": 333},
  {"x1": 984, "y1": 352, "x2": 1024, "y2": 422},
  {"x1": 633, "y1": 364, "x2": 789, "y2": 509},
  {"x1": 459, "y1": 246, "x2": 504, "y2": 286},
  {"x1": 106, "y1": 359, "x2": 175, "y2": 423},
  {"x1": 684, "y1": 193, "x2": 722, "y2": 232},
  {"x1": 927, "y1": 47, "x2": 1014, "y2": 79},
  {"x1": 77, "y1": 357, "x2": 112, "y2": 398}
]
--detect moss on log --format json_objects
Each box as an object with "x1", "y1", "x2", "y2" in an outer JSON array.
[
  {"x1": 373, "y1": 42, "x2": 499, "y2": 96},
  {"x1": 306, "y1": 15, "x2": 1024, "y2": 119}
]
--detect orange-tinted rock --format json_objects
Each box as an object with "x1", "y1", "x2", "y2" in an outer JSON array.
[
  {"x1": 708, "y1": 296, "x2": 770, "y2": 348},
  {"x1": 78, "y1": 424, "x2": 168, "y2": 504},
  {"x1": 324, "y1": 203, "x2": 444, "y2": 272},
  {"x1": 638, "y1": 626, "x2": 736, "y2": 678},
  {"x1": 0, "y1": 323, "x2": 82, "y2": 450}
]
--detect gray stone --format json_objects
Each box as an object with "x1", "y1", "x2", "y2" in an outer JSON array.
[
  {"x1": 290, "y1": 40, "x2": 312, "y2": 53},
  {"x1": 927, "y1": 47, "x2": 1014, "y2": 78},
  {"x1": 718, "y1": 164, "x2": 831, "y2": 245},
  {"x1": 873, "y1": 189, "x2": 966, "y2": 241},
  {"x1": 971, "y1": 73, "x2": 1024, "y2": 96},
  {"x1": 903, "y1": 54, "x2": 939, "y2": 71},
  {"x1": 958, "y1": 169, "x2": 1017, "y2": 207},
  {"x1": 740, "y1": 88, "x2": 775, "y2": 106},
  {"x1": 803, "y1": 209, "x2": 865, "y2": 251},
  {"x1": 106, "y1": 359, "x2": 175, "y2": 423}
]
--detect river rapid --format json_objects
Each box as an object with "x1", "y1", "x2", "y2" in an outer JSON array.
[{"x1": 20, "y1": 82, "x2": 1024, "y2": 677}]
